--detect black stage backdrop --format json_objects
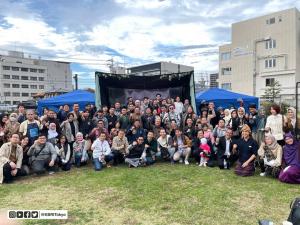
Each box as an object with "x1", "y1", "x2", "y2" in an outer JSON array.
[{"x1": 95, "y1": 72, "x2": 193, "y2": 107}]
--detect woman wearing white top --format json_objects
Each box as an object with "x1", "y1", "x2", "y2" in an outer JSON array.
[
  {"x1": 174, "y1": 96, "x2": 184, "y2": 115},
  {"x1": 265, "y1": 104, "x2": 285, "y2": 146}
]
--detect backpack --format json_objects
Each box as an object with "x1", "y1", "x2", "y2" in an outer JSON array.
[{"x1": 288, "y1": 197, "x2": 300, "y2": 225}]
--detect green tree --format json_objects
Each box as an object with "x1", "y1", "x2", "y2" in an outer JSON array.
[{"x1": 262, "y1": 80, "x2": 282, "y2": 102}]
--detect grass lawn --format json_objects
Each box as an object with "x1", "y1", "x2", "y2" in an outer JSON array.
[{"x1": 0, "y1": 163, "x2": 299, "y2": 225}]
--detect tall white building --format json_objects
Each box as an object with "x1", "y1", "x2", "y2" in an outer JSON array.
[
  {"x1": 218, "y1": 8, "x2": 300, "y2": 105},
  {"x1": 0, "y1": 51, "x2": 72, "y2": 105}
]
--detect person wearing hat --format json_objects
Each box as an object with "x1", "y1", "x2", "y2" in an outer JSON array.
[
  {"x1": 233, "y1": 124, "x2": 258, "y2": 176},
  {"x1": 278, "y1": 133, "x2": 300, "y2": 184}
]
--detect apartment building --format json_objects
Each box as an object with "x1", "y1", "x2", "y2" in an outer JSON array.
[
  {"x1": 0, "y1": 51, "x2": 72, "y2": 105},
  {"x1": 218, "y1": 8, "x2": 300, "y2": 104}
]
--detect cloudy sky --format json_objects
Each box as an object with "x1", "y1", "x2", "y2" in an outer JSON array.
[{"x1": 0, "y1": 0, "x2": 299, "y2": 88}]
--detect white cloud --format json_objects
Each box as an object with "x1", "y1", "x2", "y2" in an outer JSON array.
[{"x1": 114, "y1": 0, "x2": 171, "y2": 9}]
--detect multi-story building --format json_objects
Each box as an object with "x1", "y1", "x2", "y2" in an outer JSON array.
[
  {"x1": 209, "y1": 73, "x2": 219, "y2": 88},
  {"x1": 0, "y1": 51, "x2": 72, "y2": 105},
  {"x1": 218, "y1": 8, "x2": 300, "y2": 105},
  {"x1": 128, "y1": 61, "x2": 193, "y2": 76}
]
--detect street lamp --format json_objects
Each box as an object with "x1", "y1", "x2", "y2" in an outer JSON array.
[{"x1": 296, "y1": 82, "x2": 300, "y2": 139}]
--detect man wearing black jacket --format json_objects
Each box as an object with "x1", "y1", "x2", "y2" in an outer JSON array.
[
  {"x1": 79, "y1": 110, "x2": 94, "y2": 139},
  {"x1": 215, "y1": 128, "x2": 237, "y2": 169},
  {"x1": 125, "y1": 136, "x2": 146, "y2": 168}
]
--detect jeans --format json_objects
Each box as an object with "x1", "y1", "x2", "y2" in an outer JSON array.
[{"x1": 93, "y1": 155, "x2": 113, "y2": 171}]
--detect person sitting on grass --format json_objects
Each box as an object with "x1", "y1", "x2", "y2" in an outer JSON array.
[
  {"x1": 20, "y1": 136, "x2": 30, "y2": 175},
  {"x1": 125, "y1": 136, "x2": 146, "y2": 168},
  {"x1": 172, "y1": 129, "x2": 192, "y2": 165},
  {"x1": 215, "y1": 128, "x2": 237, "y2": 170},
  {"x1": 72, "y1": 132, "x2": 89, "y2": 167},
  {"x1": 278, "y1": 132, "x2": 300, "y2": 184},
  {"x1": 55, "y1": 135, "x2": 72, "y2": 171},
  {"x1": 111, "y1": 129, "x2": 129, "y2": 165},
  {"x1": 0, "y1": 133, "x2": 26, "y2": 184},
  {"x1": 257, "y1": 134, "x2": 282, "y2": 178},
  {"x1": 27, "y1": 134, "x2": 57, "y2": 175},
  {"x1": 91, "y1": 132, "x2": 113, "y2": 171},
  {"x1": 144, "y1": 130, "x2": 158, "y2": 164},
  {"x1": 234, "y1": 124, "x2": 258, "y2": 177},
  {"x1": 157, "y1": 128, "x2": 175, "y2": 162}
]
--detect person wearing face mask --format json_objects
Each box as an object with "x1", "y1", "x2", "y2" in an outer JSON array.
[{"x1": 4, "y1": 113, "x2": 20, "y2": 142}]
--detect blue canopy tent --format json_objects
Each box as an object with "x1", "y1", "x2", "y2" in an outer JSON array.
[
  {"x1": 196, "y1": 88, "x2": 259, "y2": 113},
  {"x1": 37, "y1": 90, "x2": 95, "y2": 115}
]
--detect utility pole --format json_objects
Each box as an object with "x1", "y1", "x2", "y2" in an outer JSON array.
[{"x1": 73, "y1": 74, "x2": 78, "y2": 90}]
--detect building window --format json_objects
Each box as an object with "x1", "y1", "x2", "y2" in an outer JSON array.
[
  {"x1": 21, "y1": 84, "x2": 29, "y2": 88},
  {"x1": 12, "y1": 75, "x2": 19, "y2": 80},
  {"x1": 3, "y1": 83, "x2": 10, "y2": 88},
  {"x1": 22, "y1": 93, "x2": 29, "y2": 97},
  {"x1": 221, "y1": 52, "x2": 231, "y2": 61},
  {"x1": 266, "y1": 78, "x2": 275, "y2": 87},
  {"x1": 21, "y1": 67, "x2": 28, "y2": 72},
  {"x1": 38, "y1": 69, "x2": 45, "y2": 73},
  {"x1": 4, "y1": 92, "x2": 10, "y2": 96},
  {"x1": 3, "y1": 75, "x2": 10, "y2": 79},
  {"x1": 221, "y1": 67, "x2": 232, "y2": 75},
  {"x1": 2, "y1": 66, "x2": 10, "y2": 70},
  {"x1": 265, "y1": 39, "x2": 276, "y2": 49},
  {"x1": 30, "y1": 85, "x2": 37, "y2": 89},
  {"x1": 4, "y1": 101, "x2": 11, "y2": 105},
  {"x1": 12, "y1": 92, "x2": 20, "y2": 97},
  {"x1": 30, "y1": 68, "x2": 37, "y2": 72},
  {"x1": 266, "y1": 17, "x2": 275, "y2": 24},
  {"x1": 11, "y1": 67, "x2": 19, "y2": 71},
  {"x1": 278, "y1": 16, "x2": 282, "y2": 22},
  {"x1": 265, "y1": 59, "x2": 276, "y2": 68},
  {"x1": 30, "y1": 76, "x2": 37, "y2": 81},
  {"x1": 21, "y1": 76, "x2": 28, "y2": 80},
  {"x1": 38, "y1": 77, "x2": 44, "y2": 81},
  {"x1": 221, "y1": 83, "x2": 231, "y2": 90},
  {"x1": 12, "y1": 84, "x2": 20, "y2": 88},
  {"x1": 12, "y1": 101, "x2": 19, "y2": 105},
  {"x1": 39, "y1": 85, "x2": 44, "y2": 89}
]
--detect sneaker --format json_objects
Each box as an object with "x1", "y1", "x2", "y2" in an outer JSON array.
[
  {"x1": 184, "y1": 160, "x2": 189, "y2": 165},
  {"x1": 203, "y1": 162, "x2": 207, "y2": 167},
  {"x1": 260, "y1": 172, "x2": 266, "y2": 177},
  {"x1": 199, "y1": 162, "x2": 203, "y2": 167},
  {"x1": 179, "y1": 159, "x2": 183, "y2": 163},
  {"x1": 49, "y1": 171, "x2": 55, "y2": 175}
]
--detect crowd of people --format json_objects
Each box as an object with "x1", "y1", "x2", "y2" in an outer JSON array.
[{"x1": 0, "y1": 94, "x2": 299, "y2": 185}]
